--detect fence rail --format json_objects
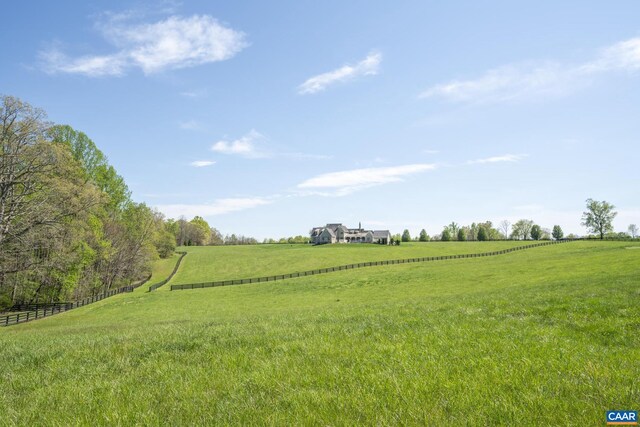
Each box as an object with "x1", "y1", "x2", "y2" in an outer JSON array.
[
  {"x1": 1, "y1": 285, "x2": 134, "y2": 327},
  {"x1": 148, "y1": 251, "x2": 187, "y2": 292},
  {"x1": 171, "y1": 240, "x2": 574, "y2": 291}
]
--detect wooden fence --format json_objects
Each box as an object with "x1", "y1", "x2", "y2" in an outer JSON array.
[
  {"x1": 148, "y1": 251, "x2": 187, "y2": 292},
  {"x1": 171, "y1": 240, "x2": 574, "y2": 291},
  {"x1": 1, "y1": 285, "x2": 134, "y2": 327}
]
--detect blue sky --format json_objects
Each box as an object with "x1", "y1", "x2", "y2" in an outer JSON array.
[{"x1": 2, "y1": 1, "x2": 639, "y2": 239}]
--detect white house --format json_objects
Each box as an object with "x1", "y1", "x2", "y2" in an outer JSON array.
[{"x1": 310, "y1": 223, "x2": 391, "y2": 245}]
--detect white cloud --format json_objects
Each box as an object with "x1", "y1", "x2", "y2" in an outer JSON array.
[
  {"x1": 40, "y1": 48, "x2": 127, "y2": 77},
  {"x1": 41, "y1": 14, "x2": 247, "y2": 76},
  {"x1": 157, "y1": 197, "x2": 271, "y2": 218},
  {"x1": 179, "y1": 119, "x2": 203, "y2": 130},
  {"x1": 180, "y1": 89, "x2": 207, "y2": 98},
  {"x1": 190, "y1": 160, "x2": 216, "y2": 167},
  {"x1": 297, "y1": 163, "x2": 436, "y2": 195},
  {"x1": 467, "y1": 154, "x2": 528, "y2": 164},
  {"x1": 298, "y1": 51, "x2": 382, "y2": 95},
  {"x1": 211, "y1": 130, "x2": 269, "y2": 158},
  {"x1": 420, "y1": 37, "x2": 640, "y2": 104},
  {"x1": 281, "y1": 152, "x2": 333, "y2": 160}
]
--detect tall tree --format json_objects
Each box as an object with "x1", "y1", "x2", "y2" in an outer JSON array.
[
  {"x1": 552, "y1": 225, "x2": 564, "y2": 240},
  {"x1": 499, "y1": 220, "x2": 511, "y2": 240},
  {"x1": 401, "y1": 229, "x2": 411, "y2": 242},
  {"x1": 628, "y1": 224, "x2": 638, "y2": 239},
  {"x1": 581, "y1": 199, "x2": 617, "y2": 239},
  {"x1": 418, "y1": 229, "x2": 429, "y2": 242},
  {"x1": 441, "y1": 228, "x2": 452, "y2": 242},
  {"x1": 49, "y1": 125, "x2": 131, "y2": 211},
  {"x1": 447, "y1": 222, "x2": 459, "y2": 238},
  {"x1": 530, "y1": 224, "x2": 542, "y2": 240},
  {"x1": 457, "y1": 228, "x2": 466, "y2": 241},
  {"x1": 0, "y1": 95, "x2": 51, "y2": 249},
  {"x1": 511, "y1": 219, "x2": 534, "y2": 240},
  {"x1": 477, "y1": 226, "x2": 488, "y2": 241}
]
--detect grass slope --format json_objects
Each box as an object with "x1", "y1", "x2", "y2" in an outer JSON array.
[
  {"x1": 141, "y1": 253, "x2": 182, "y2": 292},
  {"x1": 0, "y1": 241, "x2": 638, "y2": 425},
  {"x1": 171, "y1": 241, "x2": 528, "y2": 284}
]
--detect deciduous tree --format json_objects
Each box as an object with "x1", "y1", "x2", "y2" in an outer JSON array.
[
  {"x1": 581, "y1": 199, "x2": 617, "y2": 239},
  {"x1": 552, "y1": 225, "x2": 564, "y2": 240},
  {"x1": 530, "y1": 224, "x2": 542, "y2": 240}
]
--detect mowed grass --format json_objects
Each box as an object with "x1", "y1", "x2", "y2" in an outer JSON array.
[
  {"x1": 171, "y1": 241, "x2": 529, "y2": 284},
  {"x1": 0, "y1": 241, "x2": 639, "y2": 425}
]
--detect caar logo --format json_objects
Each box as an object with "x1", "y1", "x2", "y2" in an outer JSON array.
[{"x1": 607, "y1": 411, "x2": 637, "y2": 425}]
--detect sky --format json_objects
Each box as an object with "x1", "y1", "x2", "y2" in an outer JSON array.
[{"x1": 1, "y1": 1, "x2": 639, "y2": 239}]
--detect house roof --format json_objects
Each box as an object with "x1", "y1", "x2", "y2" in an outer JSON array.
[
  {"x1": 373, "y1": 230, "x2": 391, "y2": 237},
  {"x1": 321, "y1": 228, "x2": 336, "y2": 237}
]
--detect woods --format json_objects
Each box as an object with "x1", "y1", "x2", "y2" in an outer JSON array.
[{"x1": 0, "y1": 96, "x2": 172, "y2": 309}]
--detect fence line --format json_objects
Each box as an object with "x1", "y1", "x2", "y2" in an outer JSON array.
[
  {"x1": 4, "y1": 273, "x2": 152, "y2": 314},
  {"x1": 1, "y1": 285, "x2": 134, "y2": 327},
  {"x1": 148, "y1": 251, "x2": 187, "y2": 292},
  {"x1": 171, "y1": 239, "x2": 575, "y2": 291}
]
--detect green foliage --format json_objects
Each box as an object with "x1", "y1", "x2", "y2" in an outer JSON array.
[
  {"x1": 477, "y1": 226, "x2": 488, "y2": 241},
  {"x1": 401, "y1": 229, "x2": 411, "y2": 242},
  {"x1": 581, "y1": 199, "x2": 617, "y2": 240},
  {"x1": 418, "y1": 229, "x2": 429, "y2": 242},
  {"x1": 511, "y1": 219, "x2": 534, "y2": 240},
  {"x1": 1, "y1": 242, "x2": 638, "y2": 425},
  {"x1": 552, "y1": 225, "x2": 564, "y2": 240},
  {"x1": 1, "y1": 97, "x2": 165, "y2": 304},
  {"x1": 530, "y1": 224, "x2": 542, "y2": 240},
  {"x1": 457, "y1": 228, "x2": 466, "y2": 241},
  {"x1": 441, "y1": 229, "x2": 452, "y2": 242}
]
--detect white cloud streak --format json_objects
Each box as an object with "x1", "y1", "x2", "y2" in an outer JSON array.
[
  {"x1": 298, "y1": 52, "x2": 382, "y2": 95},
  {"x1": 190, "y1": 160, "x2": 216, "y2": 167},
  {"x1": 179, "y1": 119, "x2": 203, "y2": 130},
  {"x1": 297, "y1": 163, "x2": 436, "y2": 195},
  {"x1": 41, "y1": 15, "x2": 247, "y2": 76},
  {"x1": 420, "y1": 37, "x2": 640, "y2": 103},
  {"x1": 157, "y1": 197, "x2": 271, "y2": 218},
  {"x1": 211, "y1": 130, "x2": 269, "y2": 158},
  {"x1": 467, "y1": 154, "x2": 528, "y2": 164}
]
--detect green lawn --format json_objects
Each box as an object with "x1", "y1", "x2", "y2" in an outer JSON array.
[
  {"x1": 0, "y1": 241, "x2": 638, "y2": 425},
  {"x1": 170, "y1": 241, "x2": 529, "y2": 284}
]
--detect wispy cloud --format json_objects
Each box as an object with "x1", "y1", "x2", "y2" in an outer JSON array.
[
  {"x1": 210, "y1": 130, "x2": 331, "y2": 161},
  {"x1": 211, "y1": 130, "x2": 270, "y2": 158},
  {"x1": 190, "y1": 160, "x2": 216, "y2": 167},
  {"x1": 157, "y1": 197, "x2": 271, "y2": 218},
  {"x1": 467, "y1": 154, "x2": 527, "y2": 164},
  {"x1": 297, "y1": 163, "x2": 436, "y2": 196},
  {"x1": 40, "y1": 14, "x2": 247, "y2": 76},
  {"x1": 180, "y1": 89, "x2": 208, "y2": 98},
  {"x1": 298, "y1": 51, "x2": 382, "y2": 95},
  {"x1": 420, "y1": 37, "x2": 640, "y2": 104},
  {"x1": 180, "y1": 119, "x2": 203, "y2": 131},
  {"x1": 281, "y1": 152, "x2": 333, "y2": 160}
]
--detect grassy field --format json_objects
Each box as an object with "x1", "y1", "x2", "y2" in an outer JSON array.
[
  {"x1": 141, "y1": 252, "x2": 181, "y2": 292},
  {"x1": 0, "y1": 241, "x2": 638, "y2": 425},
  {"x1": 170, "y1": 241, "x2": 529, "y2": 284}
]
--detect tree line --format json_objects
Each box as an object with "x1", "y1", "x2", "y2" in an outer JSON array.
[
  {"x1": 0, "y1": 96, "x2": 177, "y2": 309},
  {"x1": 398, "y1": 199, "x2": 635, "y2": 242}
]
